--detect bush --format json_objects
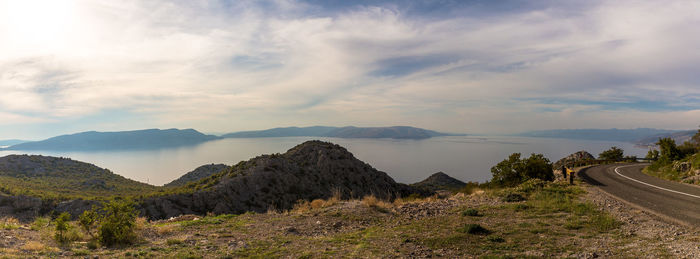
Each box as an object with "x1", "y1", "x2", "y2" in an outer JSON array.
[
  {"x1": 487, "y1": 235, "x2": 505, "y2": 242},
  {"x1": 98, "y1": 199, "x2": 138, "y2": 247},
  {"x1": 30, "y1": 216, "x2": 50, "y2": 231},
  {"x1": 457, "y1": 224, "x2": 490, "y2": 235},
  {"x1": 461, "y1": 208, "x2": 480, "y2": 217},
  {"x1": 599, "y1": 146, "x2": 624, "y2": 161},
  {"x1": 79, "y1": 206, "x2": 99, "y2": 238},
  {"x1": 491, "y1": 153, "x2": 553, "y2": 187},
  {"x1": 501, "y1": 193, "x2": 525, "y2": 202},
  {"x1": 517, "y1": 178, "x2": 547, "y2": 194},
  {"x1": 54, "y1": 212, "x2": 72, "y2": 243},
  {"x1": 590, "y1": 213, "x2": 620, "y2": 232}
]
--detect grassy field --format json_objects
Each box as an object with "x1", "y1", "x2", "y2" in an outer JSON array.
[{"x1": 1, "y1": 178, "x2": 669, "y2": 258}]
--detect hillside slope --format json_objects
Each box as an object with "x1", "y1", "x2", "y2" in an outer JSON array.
[
  {"x1": 5, "y1": 129, "x2": 219, "y2": 151},
  {"x1": 0, "y1": 155, "x2": 157, "y2": 199},
  {"x1": 141, "y1": 141, "x2": 430, "y2": 219},
  {"x1": 635, "y1": 130, "x2": 696, "y2": 146},
  {"x1": 164, "y1": 164, "x2": 230, "y2": 187}
]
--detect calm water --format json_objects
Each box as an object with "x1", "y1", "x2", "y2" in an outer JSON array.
[{"x1": 0, "y1": 136, "x2": 647, "y2": 186}]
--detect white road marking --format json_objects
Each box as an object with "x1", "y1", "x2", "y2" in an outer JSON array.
[{"x1": 614, "y1": 165, "x2": 700, "y2": 199}]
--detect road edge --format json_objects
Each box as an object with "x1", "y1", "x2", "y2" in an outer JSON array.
[{"x1": 578, "y1": 164, "x2": 696, "y2": 229}]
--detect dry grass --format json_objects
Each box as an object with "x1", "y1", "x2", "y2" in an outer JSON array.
[
  {"x1": 292, "y1": 193, "x2": 342, "y2": 214},
  {"x1": 0, "y1": 217, "x2": 21, "y2": 229},
  {"x1": 156, "y1": 224, "x2": 176, "y2": 236},
  {"x1": 20, "y1": 241, "x2": 45, "y2": 251},
  {"x1": 361, "y1": 195, "x2": 393, "y2": 211}
]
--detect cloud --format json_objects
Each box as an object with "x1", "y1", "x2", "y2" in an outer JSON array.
[{"x1": 0, "y1": 0, "x2": 699, "y2": 138}]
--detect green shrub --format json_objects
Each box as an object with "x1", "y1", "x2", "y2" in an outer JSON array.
[
  {"x1": 491, "y1": 153, "x2": 553, "y2": 187},
  {"x1": 517, "y1": 178, "x2": 547, "y2": 194},
  {"x1": 589, "y1": 213, "x2": 620, "y2": 232},
  {"x1": 461, "y1": 208, "x2": 480, "y2": 217},
  {"x1": 54, "y1": 212, "x2": 72, "y2": 243},
  {"x1": 79, "y1": 206, "x2": 99, "y2": 238},
  {"x1": 501, "y1": 193, "x2": 525, "y2": 202},
  {"x1": 511, "y1": 203, "x2": 530, "y2": 211},
  {"x1": 31, "y1": 216, "x2": 50, "y2": 231},
  {"x1": 98, "y1": 199, "x2": 138, "y2": 247},
  {"x1": 599, "y1": 146, "x2": 624, "y2": 161},
  {"x1": 486, "y1": 235, "x2": 505, "y2": 242},
  {"x1": 167, "y1": 238, "x2": 184, "y2": 245},
  {"x1": 457, "y1": 224, "x2": 490, "y2": 235},
  {"x1": 87, "y1": 240, "x2": 99, "y2": 250}
]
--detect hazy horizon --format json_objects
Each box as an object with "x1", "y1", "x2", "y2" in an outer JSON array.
[{"x1": 1, "y1": 0, "x2": 699, "y2": 139}]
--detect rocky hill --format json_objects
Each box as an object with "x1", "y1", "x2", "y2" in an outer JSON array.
[
  {"x1": 0, "y1": 155, "x2": 156, "y2": 196},
  {"x1": 411, "y1": 172, "x2": 467, "y2": 191},
  {"x1": 553, "y1": 151, "x2": 595, "y2": 169},
  {"x1": 164, "y1": 164, "x2": 230, "y2": 187},
  {"x1": 5, "y1": 128, "x2": 220, "y2": 151},
  {"x1": 0, "y1": 155, "x2": 158, "y2": 220},
  {"x1": 141, "y1": 141, "x2": 431, "y2": 219}
]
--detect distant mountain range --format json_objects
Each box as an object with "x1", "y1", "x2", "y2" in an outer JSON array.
[
  {"x1": 0, "y1": 139, "x2": 28, "y2": 147},
  {"x1": 1, "y1": 126, "x2": 459, "y2": 151},
  {"x1": 635, "y1": 130, "x2": 697, "y2": 146},
  {"x1": 4, "y1": 129, "x2": 220, "y2": 151},
  {"x1": 517, "y1": 128, "x2": 697, "y2": 146},
  {"x1": 222, "y1": 126, "x2": 462, "y2": 139}
]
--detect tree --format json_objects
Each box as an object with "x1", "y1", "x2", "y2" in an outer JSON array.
[
  {"x1": 491, "y1": 153, "x2": 553, "y2": 187},
  {"x1": 521, "y1": 153, "x2": 554, "y2": 181},
  {"x1": 98, "y1": 199, "x2": 138, "y2": 247},
  {"x1": 491, "y1": 153, "x2": 524, "y2": 187},
  {"x1": 657, "y1": 137, "x2": 680, "y2": 164},
  {"x1": 599, "y1": 146, "x2": 624, "y2": 161},
  {"x1": 645, "y1": 149, "x2": 659, "y2": 160},
  {"x1": 692, "y1": 125, "x2": 700, "y2": 145}
]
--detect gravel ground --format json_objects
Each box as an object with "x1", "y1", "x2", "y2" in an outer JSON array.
[{"x1": 582, "y1": 181, "x2": 700, "y2": 258}]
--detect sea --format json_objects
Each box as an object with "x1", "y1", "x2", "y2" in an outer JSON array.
[{"x1": 0, "y1": 136, "x2": 648, "y2": 186}]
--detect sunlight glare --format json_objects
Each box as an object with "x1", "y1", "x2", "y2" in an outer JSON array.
[{"x1": 1, "y1": 0, "x2": 78, "y2": 48}]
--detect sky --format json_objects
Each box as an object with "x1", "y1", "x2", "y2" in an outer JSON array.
[{"x1": 0, "y1": 0, "x2": 699, "y2": 140}]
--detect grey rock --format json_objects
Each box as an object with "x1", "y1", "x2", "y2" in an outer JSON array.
[{"x1": 554, "y1": 151, "x2": 595, "y2": 169}]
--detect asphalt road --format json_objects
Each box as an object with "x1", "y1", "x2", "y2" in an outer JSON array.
[{"x1": 579, "y1": 164, "x2": 700, "y2": 227}]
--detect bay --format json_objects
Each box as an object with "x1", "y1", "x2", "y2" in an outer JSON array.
[{"x1": 0, "y1": 136, "x2": 648, "y2": 186}]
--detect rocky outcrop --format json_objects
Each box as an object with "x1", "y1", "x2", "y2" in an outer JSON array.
[
  {"x1": 141, "y1": 141, "x2": 431, "y2": 219},
  {"x1": 54, "y1": 200, "x2": 102, "y2": 219},
  {"x1": 164, "y1": 164, "x2": 230, "y2": 187},
  {"x1": 0, "y1": 195, "x2": 42, "y2": 222},
  {"x1": 673, "y1": 162, "x2": 691, "y2": 173},
  {"x1": 411, "y1": 172, "x2": 466, "y2": 191},
  {"x1": 554, "y1": 151, "x2": 595, "y2": 169}
]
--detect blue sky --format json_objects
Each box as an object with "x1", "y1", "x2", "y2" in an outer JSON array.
[{"x1": 0, "y1": 0, "x2": 699, "y2": 139}]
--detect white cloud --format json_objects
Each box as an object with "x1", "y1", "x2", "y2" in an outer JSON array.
[{"x1": 0, "y1": 0, "x2": 698, "y2": 138}]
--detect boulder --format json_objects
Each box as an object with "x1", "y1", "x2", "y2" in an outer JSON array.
[
  {"x1": 554, "y1": 151, "x2": 595, "y2": 169},
  {"x1": 673, "y1": 162, "x2": 691, "y2": 173}
]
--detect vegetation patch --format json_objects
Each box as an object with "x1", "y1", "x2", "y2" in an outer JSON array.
[
  {"x1": 457, "y1": 224, "x2": 490, "y2": 235},
  {"x1": 461, "y1": 208, "x2": 480, "y2": 217}
]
